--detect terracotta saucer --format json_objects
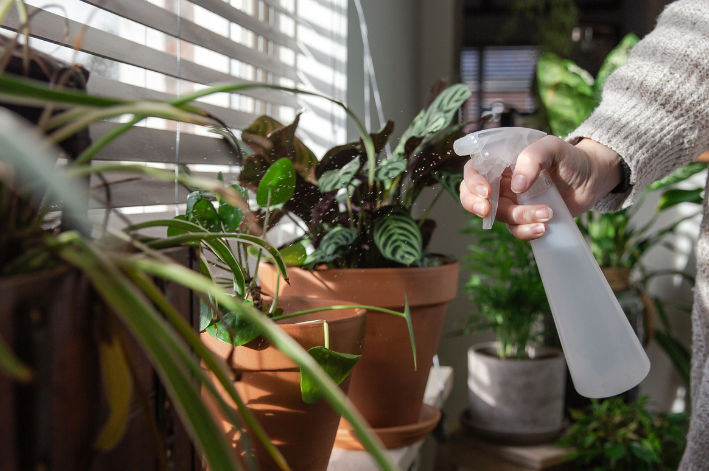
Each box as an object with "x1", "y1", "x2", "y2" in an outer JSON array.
[
  {"x1": 460, "y1": 409, "x2": 565, "y2": 446},
  {"x1": 334, "y1": 404, "x2": 441, "y2": 450}
]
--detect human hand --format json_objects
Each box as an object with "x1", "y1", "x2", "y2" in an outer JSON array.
[{"x1": 459, "y1": 136, "x2": 623, "y2": 241}]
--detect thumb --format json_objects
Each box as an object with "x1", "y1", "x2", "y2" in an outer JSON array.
[{"x1": 510, "y1": 135, "x2": 562, "y2": 194}]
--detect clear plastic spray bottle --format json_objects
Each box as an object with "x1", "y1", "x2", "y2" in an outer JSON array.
[{"x1": 455, "y1": 127, "x2": 650, "y2": 398}]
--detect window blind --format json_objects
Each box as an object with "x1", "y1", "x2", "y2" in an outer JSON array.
[{"x1": 1, "y1": 0, "x2": 347, "y2": 228}]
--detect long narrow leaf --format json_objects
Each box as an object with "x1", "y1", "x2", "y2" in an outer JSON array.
[
  {"x1": 53, "y1": 234, "x2": 242, "y2": 471},
  {"x1": 654, "y1": 331, "x2": 691, "y2": 384},
  {"x1": 126, "y1": 269, "x2": 288, "y2": 471},
  {"x1": 121, "y1": 257, "x2": 398, "y2": 471},
  {"x1": 0, "y1": 333, "x2": 32, "y2": 382}
]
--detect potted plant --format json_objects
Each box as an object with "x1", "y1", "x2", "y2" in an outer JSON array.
[
  {"x1": 0, "y1": 29, "x2": 405, "y2": 471},
  {"x1": 558, "y1": 396, "x2": 688, "y2": 470},
  {"x1": 460, "y1": 218, "x2": 566, "y2": 444},
  {"x1": 249, "y1": 82, "x2": 476, "y2": 445}
]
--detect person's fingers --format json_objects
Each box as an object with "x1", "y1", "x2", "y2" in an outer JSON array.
[
  {"x1": 495, "y1": 197, "x2": 553, "y2": 225},
  {"x1": 510, "y1": 135, "x2": 564, "y2": 194},
  {"x1": 463, "y1": 160, "x2": 491, "y2": 197},
  {"x1": 460, "y1": 181, "x2": 490, "y2": 217},
  {"x1": 506, "y1": 222, "x2": 546, "y2": 241}
]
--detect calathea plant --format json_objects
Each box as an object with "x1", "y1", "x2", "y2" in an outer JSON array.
[{"x1": 238, "y1": 81, "x2": 477, "y2": 268}]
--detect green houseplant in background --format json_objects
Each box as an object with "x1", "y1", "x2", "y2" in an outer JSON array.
[
  {"x1": 536, "y1": 33, "x2": 705, "y2": 385},
  {"x1": 250, "y1": 82, "x2": 478, "y2": 446},
  {"x1": 0, "y1": 17, "x2": 408, "y2": 471},
  {"x1": 461, "y1": 218, "x2": 567, "y2": 443},
  {"x1": 558, "y1": 396, "x2": 688, "y2": 471}
]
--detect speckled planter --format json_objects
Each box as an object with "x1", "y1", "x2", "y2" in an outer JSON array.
[{"x1": 467, "y1": 342, "x2": 566, "y2": 443}]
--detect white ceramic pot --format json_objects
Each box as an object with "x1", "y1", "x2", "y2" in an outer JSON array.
[{"x1": 466, "y1": 342, "x2": 566, "y2": 443}]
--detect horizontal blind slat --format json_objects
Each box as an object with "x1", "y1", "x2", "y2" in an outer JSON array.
[
  {"x1": 1, "y1": 5, "x2": 299, "y2": 107},
  {"x1": 189, "y1": 0, "x2": 299, "y2": 51},
  {"x1": 90, "y1": 122, "x2": 244, "y2": 165},
  {"x1": 88, "y1": 76, "x2": 258, "y2": 129},
  {"x1": 79, "y1": 0, "x2": 298, "y2": 81}
]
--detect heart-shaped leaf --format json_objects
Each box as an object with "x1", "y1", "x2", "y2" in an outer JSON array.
[
  {"x1": 256, "y1": 158, "x2": 296, "y2": 208},
  {"x1": 300, "y1": 346, "x2": 361, "y2": 404},
  {"x1": 206, "y1": 311, "x2": 263, "y2": 347},
  {"x1": 318, "y1": 156, "x2": 360, "y2": 193},
  {"x1": 190, "y1": 199, "x2": 222, "y2": 232},
  {"x1": 218, "y1": 184, "x2": 247, "y2": 232},
  {"x1": 373, "y1": 209, "x2": 423, "y2": 265}
]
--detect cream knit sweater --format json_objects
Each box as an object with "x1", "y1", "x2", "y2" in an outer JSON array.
[{"x1": 567, "y1": 1, "x2": 709, "y2": 468}]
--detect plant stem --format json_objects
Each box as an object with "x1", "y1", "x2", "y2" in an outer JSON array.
[
  {"x1": 345, "y1": 192, "x2": 355, "y2": 229},
  {"x1": 418, "y1": 188, "x2": 444, "y2": 227},
  {"x1": 323, "y1": 321, "x2": 330, "y2": 350},
  {"x1": 271, "y1": 304, "x2": 406, "y2": 322},
  {"x1": 251, "y1": 191, "x2": 271, "y2": 294}
]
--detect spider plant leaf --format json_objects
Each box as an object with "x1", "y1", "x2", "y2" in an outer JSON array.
[
  {"x1": 656, "y1": 188, "x2": 703, "y2": 211},
  {"x1": 123, "y1": 257, "x2": 399, "y2": 471},
  {"x1": 403, "y1": 295, "x2": 417, "y2": 370},
  {"x1": 54, "y1": 236, "x2": 241, "y2": 471},
  {"x1": 373, "y1": 208, "x2": 423, "y2": 265},
  {"x1": 95, "y1": 332, "x2": 133, "y2": 451},
  {"x1": 167, "y1": 215, "x2": 200, "y2": 245},
  {"x1": 301, "y1": 347, "x2": 361, "y2": 404},
  {"x1": 256, "y1": 158, "x2": 296, "y2": 208},
  {"x1": 0, "y1": 333, "x2": 32, "y2": 382},
  {"x1": 318, "y1": 156, "x2": 360, "y2": 192}
]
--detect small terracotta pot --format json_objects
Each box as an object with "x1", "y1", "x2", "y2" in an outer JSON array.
[
  {"x1": 259, "y1": 261, "x2": 458, "y2": 429},
  {"x1": 201, "y1": 297, "x2": 366, "y2": 471}
]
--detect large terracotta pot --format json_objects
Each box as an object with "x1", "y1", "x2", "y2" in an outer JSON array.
[
  {"x1": 259, "y1": 261, "x2": 459, "y2": 429},
  {"x1": 201, "y1": 297, "x2": 366, "y2": 471}
]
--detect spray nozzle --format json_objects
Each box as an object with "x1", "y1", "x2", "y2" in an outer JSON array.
[{"x1": 454, "y1": 127, "x2": 547, "y2": 229}]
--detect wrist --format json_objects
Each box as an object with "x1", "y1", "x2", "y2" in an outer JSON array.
[{"x1": 575, "y1": 138, "x2": 623, "y2": 199}]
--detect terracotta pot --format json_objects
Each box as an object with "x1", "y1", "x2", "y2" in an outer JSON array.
[
  {"x1": 201, "y1": 297, "x2": 366, "y2": 471},
  {"x1": 258, "y1": 261, "x2": 459, "y2": 429},
  {"x1": 466, "y1": 342, "x2": 566, "y2": 445}
]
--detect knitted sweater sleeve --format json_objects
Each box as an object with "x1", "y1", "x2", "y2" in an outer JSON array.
[{"x1": 566, "y1": 0, "x2": 709, "y2": 213}]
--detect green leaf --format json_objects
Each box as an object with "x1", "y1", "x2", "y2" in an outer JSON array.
[
  {"x1": 218, "y1": 184, "x2": 247, "y2": 232},
  {"x1": 95, "y1": 333, "x2": 133, "y2": 451},
  {"x1": 432, "y1": 168, "x2": 464, "y2": 200},
  {"x1": 657, "y1": 188, "x2": 703, "y2": 211},
  {"x1": 403, "y1": 295, "x2": 417, "y2": 370},
  {"x1": 206, "y1": 311, "x2": 263, "y2": 347},
  {"x1": 594, "y1": 33, "x2": 639, "y2": 102},
  {"x1": 647, "y1": 163, "x2": 707, "y2": 190},
  {"x1": 394, "y1": 84, "x2": 472, "y2": 159},
  {"x1": 319, "y1": 226, "x2": 358, "y2": 261},
  {"x1": 605, "y1": 443, "x2": 627, "y2": 467},
  {"x1": 374, "y1": 158, "x2": 407, "y2": 181},
  {"x1": 301, "y1": 346, "x2": 361, "y2": 404},
  {"x1": 0, "y1": 333, "x2": 32, "y2": 383},
  {"x1": 654, "y1": 331, "x2": 691, "y2": 384},
  {"x1": 167, "y1": 215, "x2": 200, "y2": 245},
  {"x1": 373, "y1": 209, "x2": 423, "y2": 265},
  {"x1": 199, "y1": 298, "x2": 216, "y2": 332},
  {"x1": 190, "y1": 199, "x2": 222, "y2": 232},
  {"x1": 318, "y1": 156, "x2": 360, "y2": 192},
  {"x1": 279, "y1": 243, "x2": 307, "y2": 267},
  {"x1": 537, "y1": 53, "x2": 597, "y2": 137},
  {"x1": 256, "y1": 157, "x2": 296, "y2": 207}
]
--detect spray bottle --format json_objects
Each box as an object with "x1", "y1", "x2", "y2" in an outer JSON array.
[{"x1": 454, "y1": 127, "x2": 650, "y2": 398}]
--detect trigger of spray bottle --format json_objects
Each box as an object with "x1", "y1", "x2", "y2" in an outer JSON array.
[
  {"x1": 454, "y1": 127, "x2": 650, "y2": 399},
  {"x1": 453, "y1": 127, "x2": 547, "y2": 229}
]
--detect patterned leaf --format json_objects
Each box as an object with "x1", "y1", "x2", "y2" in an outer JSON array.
[
  {"x1": 374, "y1": 158, "x2": 407, "y2": 181},
  {"x1": 319, "y1": 226, "x2": 357, "y2": 260},
  {"x1": 373, "y1": 209, "x2": 423, "y2": 265},
  {"x1": 393, "y1": 84, "x2": 472, "y2": 159},
  {"x1": 318, "y1": 157, "x2": 360, "y2": 193},
  {"x1": 432, "y1": 168, "x2": 464, "y2": 200}
]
